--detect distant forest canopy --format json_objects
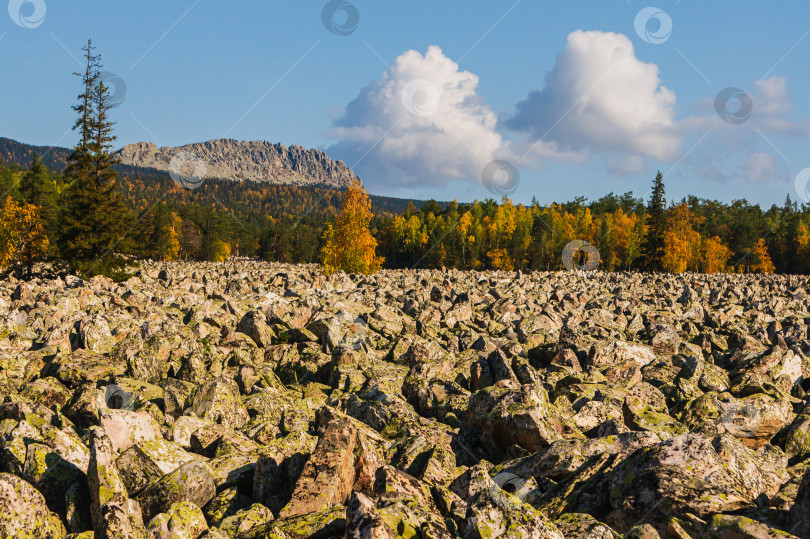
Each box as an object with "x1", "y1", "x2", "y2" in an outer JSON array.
[{"x1": 2, "y1": 144, "x2": 803, "y2": 275}]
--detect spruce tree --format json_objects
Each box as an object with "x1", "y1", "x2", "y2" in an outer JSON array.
[
  {"x1": 641, "y1": 171, "x2": 667, "y2": 271},
  {"x1": 19, "y1": 155, "x2": 58, "y2": 245},
  {"x1": 59, "y1": 40, "x2": 133, "y2": 278}
]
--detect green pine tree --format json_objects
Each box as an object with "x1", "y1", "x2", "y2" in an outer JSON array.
[
  {"x1": 641, "y1": 171, "x2": 666, "y2": 271},
  {"x1": 59, "y1": 40, "x2": 133, "y2": 279},
  {"x1": 0, "y1": 160, "x2": 19, "y2": 200},
  {"x1": 19, "y1": 155, "x2": 58, "y2": 248}
]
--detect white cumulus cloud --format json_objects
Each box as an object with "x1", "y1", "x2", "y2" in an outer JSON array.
[
  {"x1": 327, "y1": 45, "x2": 505, "y2": 192},
  {"x1": 506, "y1": 30, "x2": 681, "y2": 162}
]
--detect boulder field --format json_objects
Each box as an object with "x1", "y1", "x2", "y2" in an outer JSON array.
[{"x1": 1, "y1": 261, "x2": 810, "y2": 538}]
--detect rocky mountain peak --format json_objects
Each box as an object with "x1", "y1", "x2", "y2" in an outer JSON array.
[{"x1": 116, "y1": 138, "x2": 357, "y2": 188}]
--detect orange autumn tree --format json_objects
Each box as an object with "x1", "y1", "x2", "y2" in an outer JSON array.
[
  {"x1": 486, "y1": 248, "x2": 514, "y2": 270},
  {"x1": 0, "y1": 196, "x2": 49, "y2": 276},
  {"x1": 749, "y1": 238, "x2": 775, "y2": 274},
  {"x1": 661, "y1": 202, "x2": 701, "y2": 273},
  {"x1": 321, "y1": 179, "x2": 384, "y2": 274},
  {"x1": 700, "y1": 236, "x2": 732, "y2": 273}
]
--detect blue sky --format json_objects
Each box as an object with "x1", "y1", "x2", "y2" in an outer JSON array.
[{"x1": 2, "y1": 1, "x2": 810, "y2": 207}]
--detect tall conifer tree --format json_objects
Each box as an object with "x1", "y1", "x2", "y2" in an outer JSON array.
[
  {"x1": 641, "y1": 171, "x2": 667, "y2": 271},
  {"x1": 19, "y1": 155, "x2": 58, "y2": 245},
  {"x1": 60, "y1": 40, "x2": 132, "y2": 278}
]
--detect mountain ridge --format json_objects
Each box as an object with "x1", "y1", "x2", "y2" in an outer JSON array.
[
  {"x1": 116, "y1": 138, "x2": 358, "y2": 188},
  {"x1": 0, "y1": 137, "x2": 358, "y2": 189}
]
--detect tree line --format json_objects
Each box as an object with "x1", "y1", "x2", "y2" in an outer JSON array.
[
  {"x1": 0, "y1": 41, "x2": 803, "y2": 278},
  {"x1": 370, "y1": 171, "x2": 784, "y2": 274}
]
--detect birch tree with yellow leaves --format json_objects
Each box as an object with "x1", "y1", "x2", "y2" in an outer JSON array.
[
  {"x1": 321, "y1": 179, "x2": 384, "y2": 274},
  {"x1": 661, "y1": 203, "x2": 702, "y2": 273}
]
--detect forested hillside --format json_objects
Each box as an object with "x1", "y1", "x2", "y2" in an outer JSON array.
[{"x1": 2, "y1": 149, "x2": 803, "y2": 274}]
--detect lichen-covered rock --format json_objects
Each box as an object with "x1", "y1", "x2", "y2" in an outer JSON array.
[
  {"x1": 601, "y1": 433, "x2": 776, "y2": 534},
  {"x1": 371, "y1": 464, "x2": 457, "y2": 537},
  {"x1": 100, "y1": 408, "x2": 162, "y2": 452},
  {"x1": 279, "y1": 415, "x2": 357, "y2": 518},
  {"x1": 219, "y1": 503, "x2": 275, "y2": 536},
  {"x1": 189, "y1": 378, "x2": 250, "y2": 429},
  {"x1": 64, "y1": 384, "x2": 108, "y2": 428},
  {"x1": 790, "y1": 466, "x2": 810, "y2": 538},
  {"x1": 681, "y1": 391, "x2": 795, "y2": 449},
  {"x1": 97, "y1": 500, "x2": 148, "y2": 539},
  {"x1": 462, "y1": 467, "x2": 564, "y2": 539},
  {"x1": 0, "y1": 473, "x2": 65, "y2": 537},
  {"x1": 116, "y1": 438, "x2": 205, "y2": 496},
  {"x1": 169, "y1": 415, "x2": 213, "y2": 449},
  {"x1": 554, "y1": 512, "x2": 617, "y2": 538},
  {"x1": 79, "y1": 315, "x2": 117, "y2": 353},
  {"x1": 237, "y1": 310, "x2": 275, "y2": 348},
  {"x1": 20, "y1": 376, "x2": 72, "y2": 409},
  {"x1": 88, "y1": 426, "x2": 130, "y2": 530},
  {"x1": 785, "y1": 405, "x2": 810, "y2": 463},
  {"x1": 135, "y1": 460, "x2": 216, "y2": 523},
  {"x1": 624, "y1": 523, "x2": 661, "y2": 538},
  {"x1": 22, "y1": 441, "x2": 85, "y2": 516},
  {"x1": 700, "y1": 514, "x2": 800, "y2": 538},
  {"x1": 203, "y1": 486, "x2": 243, "y2": 527},
  {"x1": 466, "y1": 383, "x2": 582, "y2": 455},
  {"x1": 346, "y1": 491, "x2": 395, "y2": 539},
  {"x1": 146, "y1": 501, "x2": 208, "y2": 539},
  {"x1": 588, "y1": 340, "x2": 656, "y2": 369}
]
